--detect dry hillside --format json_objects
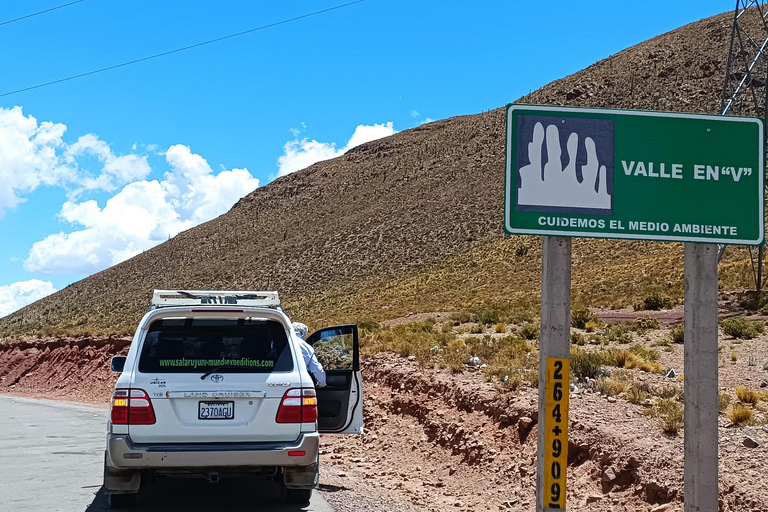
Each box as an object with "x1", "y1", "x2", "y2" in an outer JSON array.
[{"x1": 0, "y1": 9, "x2": 763, "y2": 338}]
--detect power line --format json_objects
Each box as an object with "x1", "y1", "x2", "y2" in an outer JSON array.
[
  {"x1": 0, "y1": 0, "x2": 369, "y2": 98},
  {"x1": 0, "y1": 0, "x2": 87, "y2": 28}
]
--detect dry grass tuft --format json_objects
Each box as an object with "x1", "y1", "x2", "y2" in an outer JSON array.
[
  {"x1": 613, "y1": 350, "x2": 643, "y2": 369},
  {"x1": 645, "y1": 398, "x2": 684, "y2": 434},
  {"x1": 571, "y1": 306, "x2": 597, "y2": 329},
  {"x1": 594, "y1": 376, "x2": 629, "y2": 397},
  {"x1": 669, "y1": 324, "x2": 685, "y2": 344},
  {"x1": 719, "y1": 391, "x2": 732, "y2": 412},
  {"x1": 735, "y1": 386, "x2": 761, "y2": 405},
  {"x1": 727, "y1": 404, "x2": 754, "y2": 426},
  {"x1": 625, "y1": 386, "x2": 649, "y2": 404}
]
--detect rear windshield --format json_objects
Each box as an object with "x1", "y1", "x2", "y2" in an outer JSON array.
[{"x1": 138, "y1": 318, "x2": 293, "y2": 373}]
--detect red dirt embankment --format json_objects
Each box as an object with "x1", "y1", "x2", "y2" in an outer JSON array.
[{"x1": 0, "y1": 337, "x2": 130, "y2": 406}]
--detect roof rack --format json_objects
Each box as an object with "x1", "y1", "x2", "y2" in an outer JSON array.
[{"x1": 151, "y1": 290, "x2": 280, "y2": 308}]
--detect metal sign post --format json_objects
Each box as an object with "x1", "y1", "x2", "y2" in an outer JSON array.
[
  {"x1": 683, "y1": 243, "x2": 719, "y2": 512},
  {"x1": 537, "y1": 236, "x2": 571, "y2": 511}
]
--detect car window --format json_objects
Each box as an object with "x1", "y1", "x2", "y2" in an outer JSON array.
[
  {"x1": 314, "y1": 329, "x2": 354, "y2": 370},
  {"x1": 138, "y1": 318, "x2": 293, "y2": 373}
]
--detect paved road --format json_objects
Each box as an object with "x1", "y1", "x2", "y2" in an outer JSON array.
[{"x1": 0, "y1": 396, "x2": 335, "y2": 511}]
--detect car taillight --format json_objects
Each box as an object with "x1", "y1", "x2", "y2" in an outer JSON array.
[
  {"x1": 276, "y1": 388, "x2": 318, "y2": 423},
  {"x1": 111, "y1": 388, "x2": 156, "y2": 425}
]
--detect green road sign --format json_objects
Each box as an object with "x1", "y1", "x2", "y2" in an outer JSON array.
[{"x1": 504, "y1": 104, "x2": 765, "y2": 245}]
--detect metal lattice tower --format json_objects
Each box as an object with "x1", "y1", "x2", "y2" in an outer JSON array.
[{"x1": 720, "y1": 0, "x2": 768, "y2": 290}]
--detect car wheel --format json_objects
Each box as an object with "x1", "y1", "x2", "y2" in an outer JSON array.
[
  {"x1": 284, "y1": 488, "x2": 312, "y2": 505},
  {"x1": 108, "y1": 493, "x2": 137, "y2": 509}
]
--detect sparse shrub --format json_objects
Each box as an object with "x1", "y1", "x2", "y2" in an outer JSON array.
[
  {"x1": 731, "y1": 353, "x2": 738, "y2": 362},
  {"x1": 613, "y1": 350, "x2": 643, "y2": 369},
  {"x1": 652, "y1": 339, "x2": 672, "y2": 347},
  {"x1": 719, "y1": 391, "x2": 732, "y2": 412},
  {"x1": 735, "y1": 386, "x2": 761, "y2": 404},
  {"x1": 727, "y1": 404, "x2": 754, "y2": 426},
  {"x1": 451, "y1": 311, "x2": 472, "y2": 325},
  {"x1": 594, "y1": 376, "x2": 629, "y2": 397},
  {"x1": 571, "y1": 332, "x2": 586, "y2": 345},
  {"x1": 637, "y1": 292, "x2": 674, "y2": 311},
  {"x1": 441, "y1": 322, "x2": 454, "y2": 334},
  {"x1": 403, "y1": 320, "x2": 436, "y2": 333},
  {"x1": 357, "y1": 318, "x2": 381, "y2": 332},
  {"x1": 482, "y1": 336, "x2": 535, "y2": 388},
  {"x1": 608, "y1": 348, "x2": 663, "y2": 373},
  {"x1": 472, "y1": 308, "x2": 501, "y2": 326},
  {"x1": 632, "y1": 315, "x2": 660, "y2": 332},
  {"x1": 519, "y1": 322, "x2": 540, "y2": 340},
  {"x1": 625, "y1": 386, "x2": 649, "y2": 404},
  {"x1": 495, "y1": 323, "x2": 506, "y2": 333},
  {"x1": 584, "y1": 321, "x2": 597, "y2": 333},
  {"x1": 652, "y1": 398, "x2": 684, "y2": 434},
  {"x1": 605, "y1": 322, "x2": 633, "y2": 344},
  {"x1": 638, "y1": 361, "x2": 665, "y2": 373},
  {"x1": 721, "y1": 317, "x2": 765, "y2": 340},
  {"x1": 361, "y1": 320, "x2": 452, "y2": 363},
  {"x1": 629, "y1": 344, "x2": 660, "y2": 362},
  {"x1": 636, "y1": 381, "x2": 680, "y2": 400},
  {"x1": 571, "y1": 349, "x2": 607, "y2": 381},
  {"x1": 670, "y1": 324, "x2": 685, "y2": 344},
  {"x1": 505, "y1": 307, "x2": 536, "y2": 325},
  {"x1": 469, "y1": 323, "x2": 484, "y2": 334},
  {"x1": 571, "y1": 306, "x2": 597, "y2": 329}
]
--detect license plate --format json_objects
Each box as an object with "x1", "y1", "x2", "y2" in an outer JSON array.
[{"x1": 198, "y1": 401, "x2": 234, "y2": 420}]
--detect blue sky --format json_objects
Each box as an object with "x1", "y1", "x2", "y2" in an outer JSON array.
[{"x1": 0, "y1": 0, "x2": 731, "y2": 316}]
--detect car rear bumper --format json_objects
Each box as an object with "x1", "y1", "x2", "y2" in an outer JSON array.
[{"x1": 106, "y1": 432, "x2": 319, "y2": 469}]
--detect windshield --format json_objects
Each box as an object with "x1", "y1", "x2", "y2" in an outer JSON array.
[{"x1": 138, "y1": 318, "x2": 293, "y2": 373}]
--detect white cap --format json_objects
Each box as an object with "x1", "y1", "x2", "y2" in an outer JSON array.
[{"x1": 292, "y1": 322, "x2": 308, "y2": 340}]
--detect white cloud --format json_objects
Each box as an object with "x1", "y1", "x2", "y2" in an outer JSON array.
[
  {"x1": 65, "y1": 133, "x2": 151, "y2": 193},
  {"x1": 276, "y1": 122, "x2": 396, "y2": 177},
  {"x1": 24, "y1": 145, "x2": 259, "y2": 275},
  {"x1": 0, "y1": 107, "x2": 70, "y2": 218},
  {"x1": 0, "y1": 106, "x2": 156, "y2": 218},
  {"x1": 0, "y1": 279, "x2": 57, "y2": 317},
  {"x1": 410, "y1": 110, "x2": 420, "y2": 118}
]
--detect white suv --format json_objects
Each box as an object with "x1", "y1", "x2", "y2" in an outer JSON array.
[{"x1": 104, "y1": 290, "x2": 363, "y2": 508}]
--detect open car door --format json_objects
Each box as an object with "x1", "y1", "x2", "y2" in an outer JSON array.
[{"x1": 306, "y1": 324, "x2": 363, "y2": 434}]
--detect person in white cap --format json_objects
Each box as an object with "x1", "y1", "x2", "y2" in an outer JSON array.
[{"x1": 292, "y1": 322, "x2": 326, "y2": 387}]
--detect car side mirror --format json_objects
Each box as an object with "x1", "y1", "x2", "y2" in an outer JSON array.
[{"x1": 110, "y1": 356, "x2": 126, "y2": 373}]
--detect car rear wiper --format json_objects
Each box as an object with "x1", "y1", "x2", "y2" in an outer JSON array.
[{"x1": 200, "y1": 365, "x2": 239, "y2": 380}]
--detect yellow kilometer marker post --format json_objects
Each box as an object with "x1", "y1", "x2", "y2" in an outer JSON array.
[{"x1": 543, "y1": 358, "x2": 569, "y2": 509}]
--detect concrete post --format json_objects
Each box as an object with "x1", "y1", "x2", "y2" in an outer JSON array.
[
  {"x1": 537, "y1": 236, "x2": 571, "y2": 512},
  {"x1": 683, "y1": 242, "x2": 719, "y2": 512}
]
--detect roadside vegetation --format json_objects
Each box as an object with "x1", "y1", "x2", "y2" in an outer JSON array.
[{"x1": 359, "y1": 318, "x2": 538, "y2": 391}]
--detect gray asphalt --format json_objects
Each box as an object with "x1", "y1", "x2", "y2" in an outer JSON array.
[{"x1": 0, "y1": 395, "x2": 335, "y2": 511}]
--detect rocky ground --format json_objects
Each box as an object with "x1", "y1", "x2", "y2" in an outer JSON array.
[{"x1": 2, "y1": 312, "x2": 768, "y2": 511}]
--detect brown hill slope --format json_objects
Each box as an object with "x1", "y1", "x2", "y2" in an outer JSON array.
[{"x1": 0, "y1": 9, "x2": 760, "y2": 338}]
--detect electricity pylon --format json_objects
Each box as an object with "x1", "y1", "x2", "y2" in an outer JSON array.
[{"x1": 720, "y1": 0, "x2": 768, "y2": 290}]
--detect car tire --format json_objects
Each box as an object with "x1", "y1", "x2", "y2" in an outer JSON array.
[
  {"x1": 108, "y1": 493, "x2": 137, "y2": 509},
  {"x1": 283, "y1": 488, "x2": 312, "y2": 505}
]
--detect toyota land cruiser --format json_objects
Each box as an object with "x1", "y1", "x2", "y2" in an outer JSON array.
[{"x1": 104, "y1": 290, "x2": 363, "y2": 508}]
